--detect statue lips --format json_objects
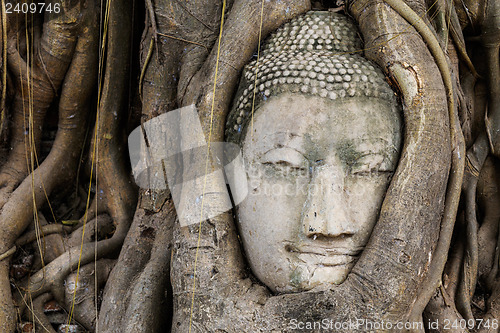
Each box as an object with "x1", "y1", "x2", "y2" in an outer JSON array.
[{"x1": 284, "y1": 242, "x2": 363, "y2": 266}]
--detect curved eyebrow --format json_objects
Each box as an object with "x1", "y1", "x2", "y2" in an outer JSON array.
[
  {"x1": 262, "y1": 146, "x2": 305, "y2": 158},
  {"x1": 260, "y1": 132, "x2": 305, "y2": 155},
  {"x1": 352, "y1": 137, "x2": 396, "y2": 144},
  {"x1": 268, "y1": 131, "x2": 302, "y2": 140},
  {"x1": 348, "y1": 137, "x2": 400, "y2": 153}
]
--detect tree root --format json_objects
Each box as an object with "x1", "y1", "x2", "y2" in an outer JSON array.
[
  {"x1": 0, "y1": 245, "x2": 15, "y2": 262},
  {"x1": 477, "y1": 278, "x2": 500, "y2": 333},
  {"x1": 375, "y1": 0, "x2": 465, "y2": 324},
  {"x1": 123, "y1": 230, "x2": 172, "y2": 332},
  {"x1": 74, "y1": 195, "x2": 106, "y2": 231},
  {"x1": 456, "y1": 133, "x2": 489, "y2": 319},
  {"x1": 0, "y1": 0, "x2": 85, "y2": 206},
  {"x1": 423, "y1": 286, "x2": 466, "y2": 333},
  {"x1": 98, "y1": 200, "x2": 175, "y2": 332},
  {"x1": 64, "y1": 259, "x2": 115, "y2": 331},
  {"x1": 484, "y1": 45, "x2": 500, "y2": 155},
  {"x1": 0, "y1": 2, "x2": 100, "y2": 330},
  {"x1": 0, "y1": 0, "x2": 7, "y2": 137},
  {"x1": 25, "y1": 293, "x2": 57, "y2": 333},
  {"x1": 477, "y1": 157, "x2": 500, "y2": 284},
  {"x1": 65, "y1": 214, "x2": 114, "y2": 249},
  {"x1": 28, "y1": 215, "x2": 68, "y2": 271},
  {"x1": 92, "y1": 0, "x2": 136, "y2": 230},
  {"x1": 487, "y1": 219, "x2": 500, "y2": 289},
  {"x1": 480, "y1": 0, "x2": 500, "y2": 156},
  {"x1": 429, "y1": 0, "x2": 478, "y2": 79},
  {"x1": 14, "y1": 217, "x2": 129, "y2": 317},
  {"x1": 15, "y1": 224, "x2": 72, "y2": 248},
  {"x1": 18, "y1": 214, "x2": 114, "y2": 278},
  {"x1": 443, "y1": 229, "x2": 465, "y2": 299}
]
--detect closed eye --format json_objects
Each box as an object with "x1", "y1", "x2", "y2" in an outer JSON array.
[
  {"x1": 262, "y1": 160, "x2": 307, "y2": 171},
  {"x1": 260, "y1": 147, "x2": 310, "y2": 172},
  {"x1": 352, "y1": 169, "x2": 393, "y2": 176},
  {"x1": 350, "y1": 154, "x2": 395, "y2": 175}
]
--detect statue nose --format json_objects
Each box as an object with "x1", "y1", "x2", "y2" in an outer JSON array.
[{"x1": 302, "y1": 165, "x2": 356, "y2": 238}]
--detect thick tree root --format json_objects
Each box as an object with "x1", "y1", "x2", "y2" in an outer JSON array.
[
  {"x1": 25, "y1": 293, "x2": 57, "y2": 333},
  {"x1": 0, "y1": 2, "x2": 100, "y2": 330},
  {"x1": 0, "y1": 0, "x2": 7, "y2": 136},
  {"x1": 378, "y1": 1, "x2": 465, "y2": 324},
  {"x1": 443, "y1": 231, "x2": 465, "y2": 300},
  {"x1": 343, "y1": 2, "x2": 463, "y2": 328},
  {"x1": 98, "y1": 199, "x2": 174, "y2": 332},
  {"x1": 477, "y1": 158, "x2": 500, "y2": 284},
  {"x1": 64, "y1": 260, "x2": 115, "y2": 331},
  {"x1": 480, "y1": 0, "x2": 500, "y2": 155},
  {"x1": 423, "y1": 287, "x2": 466, "y2": 333},
  {"x1": 65, "y1": 215, "x2": 114, "y2": 249},
  {"x1": 15, "y1": 224, "x2": 72, "y2": 248},
  {"x1": 17, "y1": 214, "x2": 114, "y2": 281},
  {"x1": 456, "y1": 133, "x2": 489, "y2": 319},
  {"x1": 99, "y1": 200, "x2": 175, "y2": 332},
  {"x1": 0, "y1": 0, "x2": 85, "y2": 207},
  {"x1": 14, "y1": 218, "x2": 129, "y2": 318},
  {"x1": 477, "y1": 278, "x2": 500, "y2": 333},
  {"x1": 0, "y1": 245, "x2": 15, "y2": 261}
]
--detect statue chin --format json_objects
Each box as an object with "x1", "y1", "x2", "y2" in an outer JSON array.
[{"x1": 227, "y1": 11, "x2": 402, "y2": 294}]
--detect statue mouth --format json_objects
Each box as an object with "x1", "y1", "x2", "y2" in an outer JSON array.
[{"x1": 284, "y1": 242, "x2": 362, "y2": 266}]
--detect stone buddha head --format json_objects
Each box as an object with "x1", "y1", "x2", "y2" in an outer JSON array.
[{"x1": 226, "y1": 11, "x2": 402, "y2": 293}]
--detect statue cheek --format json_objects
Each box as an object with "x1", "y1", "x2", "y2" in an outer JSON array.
[{"x1": 345, "y1": 175, "x2": 392, "y2": 240}]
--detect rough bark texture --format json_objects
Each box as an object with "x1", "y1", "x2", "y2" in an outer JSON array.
[
  {"x1": 0, "y1": 0, "x2": 498, "y2": 331},
  {"x1": 171, "y1": 0, "x2": 452, "y2": 331}
]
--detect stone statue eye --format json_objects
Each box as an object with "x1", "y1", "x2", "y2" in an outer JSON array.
[
  {"x1": 260, "y1": 147, "x2": 309, "y2": 171},
  {"x1": 350, "y1": 154, "x2": 394, "y2": 176}
]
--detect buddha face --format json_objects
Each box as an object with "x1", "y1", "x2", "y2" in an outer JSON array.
[{"x1": 236, "y1": 93, "x2": 401, "y2": 293}]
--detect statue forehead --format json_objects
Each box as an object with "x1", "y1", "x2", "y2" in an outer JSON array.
[
  {"x1": 242, "y1": 93, "x2": 400, "y2": 157},
  {"x1": 225, "y1": 11, "x2": 399, "y2": 144}
]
